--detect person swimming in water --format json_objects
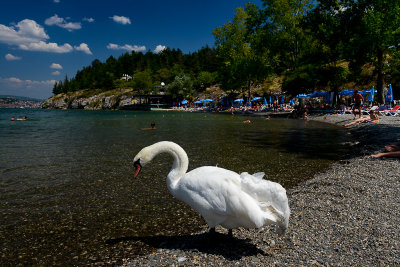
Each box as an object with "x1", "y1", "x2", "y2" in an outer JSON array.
[
  {"x1": 141, "y1": 122, "x2": 156, "y2": 130},
  {"x1": 11, "y1": 116, "x2": 27, "y2": 121}
]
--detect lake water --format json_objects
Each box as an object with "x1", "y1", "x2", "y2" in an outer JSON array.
[{"x1": 0, "y1": 108, "x2": 351, "y2": 265}]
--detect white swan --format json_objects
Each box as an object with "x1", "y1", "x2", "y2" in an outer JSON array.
[{"x1": 133, "y1": 141, "x2": 290, "y2": 235}]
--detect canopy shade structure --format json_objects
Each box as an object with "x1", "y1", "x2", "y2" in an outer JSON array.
[
  {"x1": 234, "y1": 99, "x2": 244, "y2": 103},
  {"x1": 181, "y1": 100, "x2": 188, "y2": 105},
  {"x1": 293, "y1": 94, "x2": 309, "y2": 99},
  {"x1": 194, "y1": 100, "x2": 202, "y2": 104},
  {"x1": 263, "y1": 97, "x2": 268, "y2": 105},
  {"x1": 204, "y1": 99, "x2": 213, "y2": 102},
  {"x1": 338, "y1": 89, "x2": 354, "y2": 96}
]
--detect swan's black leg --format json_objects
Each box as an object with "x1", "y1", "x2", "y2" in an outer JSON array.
[
  {"x1": 228, "y1": 229, "x2": 233, "y2": 238},
  {"x1": 209, "y1": 227, "x2": 216, "y2": 235}
]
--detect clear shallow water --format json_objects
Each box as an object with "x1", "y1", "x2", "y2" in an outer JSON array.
[{"x1": 0, "y1": 108, "x2": 351, "y2": 265}]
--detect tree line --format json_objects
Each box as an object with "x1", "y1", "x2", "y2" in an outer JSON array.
[{"x1": 54, "y1": 0, "x2": 400, "y2": 104}]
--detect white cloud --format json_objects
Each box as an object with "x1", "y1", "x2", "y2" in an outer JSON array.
[
  {"x1": 107, "y1": 43, "x2": 145, "y2": 52},
  {"x1": 154, "y1": 45, "x2": 166, "y2": 53},
  {"x1": 3, "y1": 77, "x2": 56, "y2": 86},
  {"x1": 5, "y1": 53, "x2": 21, "y2": 60},
  {"x1": 74, "y1": 43, "x2": 92, "y2": 55},
  {"x1": 45, "y1": 14, "x2": 81, "y2": 31},
  {"x1": 0, "y1": 19, "x2": 90, "y2": 55},
  {"x1": 0, "y1": 19, "x2": 49, "y2": 45},
  {"x1": 110, "y1": 15, "x2": 131, "y2": 25},
  {"x1": 50, "y1": 63, "x2": 63, "y2": 69},
  {"x1": 83, "y1": 17, "x2": 95, "y2": 23},
  {"x1": 52, "y1": 71, "x2": 61, "y2": 75},
  {"x1": 19, "y1": 41, "x2": 73, "y2": 53},
  {"x1": 0, "y1": 76, "x2": 56, "y2": 99}
]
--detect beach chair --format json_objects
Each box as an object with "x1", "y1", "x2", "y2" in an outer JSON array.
[
  {"x1": 377, "y1": 105, "x2": 390, "y2": 115},
  {"x1": 382, "y1": 105, "x2": 400, "y2": 116},
  {"x1": 363, "y1": 105, "x2": 378, "y2": 115}
]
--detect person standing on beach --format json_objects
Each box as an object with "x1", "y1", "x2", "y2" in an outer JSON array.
[
  {"x1": 352, "y1": 90, "x2": 364, "y2": 119},
  {"x1": 273, "y1": 99, "x2": 278, "y2": 113}
]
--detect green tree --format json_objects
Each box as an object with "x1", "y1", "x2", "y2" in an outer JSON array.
[
  {"x1": 213, "y1": 5, "x2": 270, "y2": 98},
  {"x1": 260, "y1": 0, "x2": 315, "y2": 72},
  {"x1": 196, "y1": 71, "x2": 216, "y2": 90},
  {"x1": 166, "y1": 73, "x2": 193, "y2": 100},
  {"x1": 132, "y1": 71, "x2": 153, "y2": 93},
  {"x1": 342, "y1": 0, "x2": 400, "y2": 103}
]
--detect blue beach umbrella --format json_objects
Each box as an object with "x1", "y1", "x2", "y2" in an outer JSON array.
[
  {"x1": 386, "y1": 84, "x2": 393, "y2": 102},
  {"x1": 263, "y1": 97, "x2": 267, "y2": 105},
  {"x1": 251, "y1": 96, "x2": 262, "y2": 102},
  {"x1": 246, "y1": 98, "x2": 251, "y2": 106},
  {"x1": 368, "y1": 86, "x2": 375, "y2": 102},
  {"x1": 181, "y1": 100, "x2": 188, "y2": 105},
  {"x1": 269, "y1": 96, "x2": 272, "y2": 103},
  {"x1": 325, "y1": 92, "x2": 332, "y2": 104},
  {"x1": 234, "y1": 98, "x2": 244, "y2": 103},
  {"x1": 280, "y1": 96, "x2": 284, "y2": 104}
]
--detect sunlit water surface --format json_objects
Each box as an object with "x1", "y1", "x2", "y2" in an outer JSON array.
[{"x1": 0, "y1": 108, "x2": 351, "y2": 265}]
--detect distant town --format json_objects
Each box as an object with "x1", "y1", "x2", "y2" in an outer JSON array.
[{"x1": 0, "y1": 96, "x2": 42, "y2": 108}]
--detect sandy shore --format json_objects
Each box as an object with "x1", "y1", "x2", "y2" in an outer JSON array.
[{"x1": 122, "y1": 113, "x2": 400, "y2": 266}]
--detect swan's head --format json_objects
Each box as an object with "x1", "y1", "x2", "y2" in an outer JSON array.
[{"x1": 133, "y1": 147, "x2": 153, "y2": 178}]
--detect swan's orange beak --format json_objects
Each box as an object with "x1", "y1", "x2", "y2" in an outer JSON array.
[{"x1": 133, "y1": 159, "x2": 142, "y2": 178}]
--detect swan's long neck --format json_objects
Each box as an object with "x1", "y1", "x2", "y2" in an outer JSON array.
[{"x1": 147, "y1": 141, "x2": 188, "y2": 190}]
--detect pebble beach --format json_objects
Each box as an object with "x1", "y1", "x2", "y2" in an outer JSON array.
[{"x1": 121, "y1": 113, "x2": 400, "y2": 266}]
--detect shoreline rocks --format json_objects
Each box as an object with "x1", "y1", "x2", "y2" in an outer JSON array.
[{"x1": 41, "y1": 89, "x2": 134, "y2": 110}]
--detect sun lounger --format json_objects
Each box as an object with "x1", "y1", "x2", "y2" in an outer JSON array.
[
  {"x1": 377, "y1": 105, "x2": 390, "y2": 115},
  {"x1": 382, "y1": 105, "x2": 400, "y2": 116}
]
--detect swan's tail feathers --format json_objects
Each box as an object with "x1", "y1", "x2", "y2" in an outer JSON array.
[
  {"x1": 240, "y1": 172, "x2": 290, "y2": 235},
  {"x1": 252, "y1": 172, "x2": 265, "y2": 179}
]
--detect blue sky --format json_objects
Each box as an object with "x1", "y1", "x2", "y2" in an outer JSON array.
[{"x1": 0, "y1": 0, "x2": 262, "y2": 99}]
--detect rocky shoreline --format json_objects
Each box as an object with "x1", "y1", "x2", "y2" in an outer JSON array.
[
  {"x1": 41, "y1": 89, "x2": 137, "y2": 110},
  {"x1": 121, "y1": 114, "x2": 399, "y2": 266}
]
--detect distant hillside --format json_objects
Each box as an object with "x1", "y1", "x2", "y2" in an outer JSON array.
[
  {"x1": 0, "y1": 96, "x2": 42, "y2": 108},
  {"x1": 0, "y1": 95, "x2": 44, "y2": 101}
]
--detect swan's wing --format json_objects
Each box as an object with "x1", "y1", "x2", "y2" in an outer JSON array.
[{"x1": 175, "y1": 167, "x2": 244, "y2": 225}]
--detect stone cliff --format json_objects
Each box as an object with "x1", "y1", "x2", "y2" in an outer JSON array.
[{"x1": 41, "y1": 89, "x2": 137, "y2": 110}]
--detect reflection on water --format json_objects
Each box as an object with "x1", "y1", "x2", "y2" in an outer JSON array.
[{"x1": 0, "y1": 109, "x2": 351, "y2": 265}]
